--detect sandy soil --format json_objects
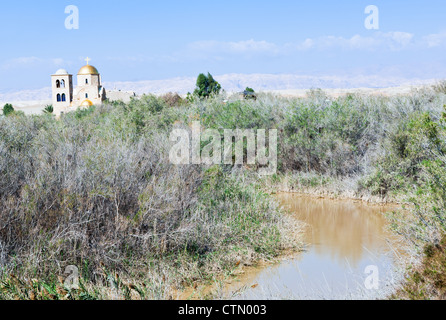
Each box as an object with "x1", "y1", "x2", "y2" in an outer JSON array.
[
  {"x1": 0, "y1": 100, "x2": 52, "y2": 115},
  {"x1": 264, "y1": 84, "x2": 427, "y2": 98}
]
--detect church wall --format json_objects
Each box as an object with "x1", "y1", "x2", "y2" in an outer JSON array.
[
  {"x1": 107, "y1": 90, "x2": 136, "y2": 103},
  {"x1": 73, "y1": 86, "x2": 102, "y2": 106},
  {"x1": 77, "y1": 74, "x2": 100, "y2": 88}
]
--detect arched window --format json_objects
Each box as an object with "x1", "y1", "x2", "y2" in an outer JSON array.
[
  {"x1": 56, "y1": 80, "x2": 60, "y2": 88},
  {"x1": 85, "y1": 93, "x2": 88, "y2": 99},
  {"x1": 57, "y1": 94, "x2": 61, "y2": 102},
  {"x1": 61, "y1": 79, "x2": 65, "y2": 88},
  {"x1": 85, "y1": 78, "x2": 89, "y2": 84},
  {"x1": 62, "y1": 93, "x2": 66, "y2": 102}
]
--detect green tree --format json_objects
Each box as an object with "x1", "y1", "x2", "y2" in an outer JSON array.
[
  {"x1": 2, "y1": 104, "x2": 14, "y2": 116},
  {"x1": 193, "y1": 73, "x2": 221, "y2": 98}
]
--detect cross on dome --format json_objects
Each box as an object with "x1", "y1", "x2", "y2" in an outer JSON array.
[{"x1": 85, "y1": 57, "x2": 91, "y2": 65}]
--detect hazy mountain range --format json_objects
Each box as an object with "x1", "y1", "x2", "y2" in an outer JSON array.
[{"x1": 0, "y1": 73, "x2": 439, "y2": 104}]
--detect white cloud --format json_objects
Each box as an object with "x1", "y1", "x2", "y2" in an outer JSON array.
[
  {"x1": 294, "y1": 32, "x2": 414, "y2": 51},
  {"x1": 187, "y1": 39, "x2": 279, "y2": 55},
  {"x1": 52, "y1": 58, "x2": 66, "y2": 67},
  {"x1": 423, "y1": 31, "x2": 446, "y2": 48},
  {"x1": 1, "y1": 57, "x2": 67, "y2": 70},
  {"x1": 382, "y1": 32, "x2": 414, "y2": 50},
  {"x1": 106, "y1": 55, "x2": 155, "y2": 63},
  {"x1": 1, "y1": 57, "x2": 41, "y2": 69},
  {"x1": 180, "y1": 32, "x2": 415, "y2": 61},
  {"x1": 299, "y1": 38, "x2": 315, "y2": 50}
]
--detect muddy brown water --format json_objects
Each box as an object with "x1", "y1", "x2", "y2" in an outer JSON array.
[{"x1": 182, "y1": 194, "x2": 407, "y2": 300}]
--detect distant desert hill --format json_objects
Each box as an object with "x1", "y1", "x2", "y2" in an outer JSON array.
[
  {"x1": 102, "y1": 73, "x2": 439, "y2": 95},
  {"x1": 0, "y1": 73, "x2": 440, "y2": 115}
]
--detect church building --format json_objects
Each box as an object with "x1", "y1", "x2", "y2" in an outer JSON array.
[{"x1": 51, "y1": 58, "x2": 106, "y2": 115}]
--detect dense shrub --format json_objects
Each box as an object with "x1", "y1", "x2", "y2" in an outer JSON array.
[
  {"x1": 0, "y1": 100, "x2": 293, "y2": 299},
  {"x1": 160, "y1": 92, "x2": 184, "y2": 108},
  {"x1": 1, "y1": 85, "x2": 446, "y2": 299},
  {"x1": 363, "y1": 112, "x2": 446, "y2": 197},
  {"x1": 2, "y1": 104, "x2": 14, "y2": 116}
]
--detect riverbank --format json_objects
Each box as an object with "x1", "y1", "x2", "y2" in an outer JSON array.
[
  {"x1": 258, "y1": 172, "x2": 404, "y2": 205},
  {"x1": 179, "y1": 193, "x2": 411, "y2": 300}
]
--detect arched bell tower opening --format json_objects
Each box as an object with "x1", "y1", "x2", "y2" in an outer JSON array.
[{"x1": 51, "y1": 69, "x2": 73, "y2": 113}]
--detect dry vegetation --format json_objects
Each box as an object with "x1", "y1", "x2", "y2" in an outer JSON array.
[
  {"x1": 0, "y1": 95, "x2": 298, "y2": 300},
  {"x1": 1, "y1": 83, "x2": 446, "y2": 299}
]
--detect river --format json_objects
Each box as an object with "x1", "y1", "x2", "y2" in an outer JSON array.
[
  {"x1": 180, "y1": 194, "x2": 407, "y2": 300},
  {"x1": 222, "y1": 194, "x2": 407, "y2": 299}
]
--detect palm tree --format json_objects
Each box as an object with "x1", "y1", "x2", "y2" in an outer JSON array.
[{"x1": 43, "y1": 105, "x2": 54, "y2": 114}]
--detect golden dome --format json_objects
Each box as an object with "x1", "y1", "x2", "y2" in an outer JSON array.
[
  {"x1": 78, "y1": 65, "x2": 99, "y2": 75},
  {"x1": 80, "y1": 99, "x2": 94, "y2": 107}
]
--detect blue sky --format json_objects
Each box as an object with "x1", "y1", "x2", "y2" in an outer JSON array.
[{"x1": 1, "y1": 0, "x2": 446, "y2": 91}]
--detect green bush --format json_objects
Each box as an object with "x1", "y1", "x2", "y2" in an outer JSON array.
[
  {"x1": 2, "y1": 103, "x2": 14, "y2": 116},
  {"x1": 365, "y1": 112, "x2": 445, "y2": 196}
]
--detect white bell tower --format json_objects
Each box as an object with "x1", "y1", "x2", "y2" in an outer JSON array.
[{"x1": 51, "y1": 69, "x2": 73, "y2": 113}]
